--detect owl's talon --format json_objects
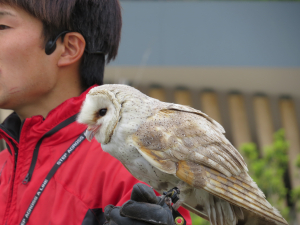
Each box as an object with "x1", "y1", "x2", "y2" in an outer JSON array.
[
  {"x1": 165, "y1": 197, "x2": 172, "y2": 209},
  {"x1": 158, "y1": 187, "x2": 180, "y2": 207}
]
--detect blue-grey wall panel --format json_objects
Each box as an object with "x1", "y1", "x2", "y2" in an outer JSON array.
[{"x1": 111, "y1": 2, "x2": 300, "y2": 67}]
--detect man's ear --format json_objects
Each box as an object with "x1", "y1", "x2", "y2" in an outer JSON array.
[{"x1": 57, "y1": 32, "x2": 86, "y2": 67}]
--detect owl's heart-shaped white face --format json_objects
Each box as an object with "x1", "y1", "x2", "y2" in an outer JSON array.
[
  {"x1": 85, "y1": 108, "x2": 107, "y2": 141},
  {"x1": 77, "y1": 89, "x2": 121, "y2": 144}
]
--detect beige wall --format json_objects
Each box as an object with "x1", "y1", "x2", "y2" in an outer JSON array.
[{"x1": 105, "y1": 66, "x2": 300, "y2": 98}]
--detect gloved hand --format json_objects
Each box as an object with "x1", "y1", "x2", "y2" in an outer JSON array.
[{"x1": 104, "y1": 183, "x2": 175, "y2": 225}]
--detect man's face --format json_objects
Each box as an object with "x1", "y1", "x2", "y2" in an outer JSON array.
[{"x1": 0, "y1": 4, "x2": 58, "y2": 111}]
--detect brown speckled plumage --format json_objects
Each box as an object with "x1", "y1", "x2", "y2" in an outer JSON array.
[{"x1": 78, "y1": 84, "x2": 288, "y2": 225}]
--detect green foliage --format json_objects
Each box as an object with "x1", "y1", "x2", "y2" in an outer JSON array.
[
  {"x1": 190, "y1": 213, "x2": 210, "y2": 225},
  {"x1": 291, "y1": 154, "x2": 300, "y2": 211},
  {"x1": 240, "y1": 129, "x2": 290, "y2": 220},
  {"x1": 291, "y1": 187, "x2": 300, "y2": 212},
  {"x1": 295, "y1": 154, "x2": 300, "y2": 168}
]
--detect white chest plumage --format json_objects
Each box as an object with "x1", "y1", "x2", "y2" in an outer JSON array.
[{"x1": 101, "y1": 97, "x2": 180, "y2": 193}]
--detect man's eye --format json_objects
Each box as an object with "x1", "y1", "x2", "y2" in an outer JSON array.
[{"x1": 0, "y1": 25, "x2": 10, "y2": 30}]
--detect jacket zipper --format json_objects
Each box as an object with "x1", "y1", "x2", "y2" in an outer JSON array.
[{"x1": 22, "y1": 139, "x2": 42, "y2": 184}]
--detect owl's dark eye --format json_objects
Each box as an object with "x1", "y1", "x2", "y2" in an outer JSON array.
[{"x1": 98, "y1": 108, "x2": 107, "y2": 116}]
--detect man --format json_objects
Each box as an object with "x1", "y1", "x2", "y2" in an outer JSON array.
[{"x1": 0, "y1": 0, "x2": 191, "y2": 224}]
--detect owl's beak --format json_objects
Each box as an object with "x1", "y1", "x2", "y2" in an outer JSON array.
[{"x1": 85, "y1": 125, "x2": 101, "y2": 142}]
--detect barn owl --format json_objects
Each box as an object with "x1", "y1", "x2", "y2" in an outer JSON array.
[{"x1": 77, "y1": 84, "x2": 288, "y2": 225}]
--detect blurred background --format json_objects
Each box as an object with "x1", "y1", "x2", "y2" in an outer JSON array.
[{"x1": 1, "y1": 0, "x2": 300, "y2": 224}]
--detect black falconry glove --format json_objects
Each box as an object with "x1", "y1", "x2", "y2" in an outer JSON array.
[{"x1": 104, "y1": 183, "x2": 186, "y2": 225}]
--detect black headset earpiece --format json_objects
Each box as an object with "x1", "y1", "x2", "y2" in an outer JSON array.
[
  {"x1": 45, "y1": 30, "x2": 105, "y2": 55},
  {"x1": 45, "y1": 31, "x2": 71, "y2": 55}
]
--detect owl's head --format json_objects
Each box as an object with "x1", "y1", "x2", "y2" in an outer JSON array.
[{"x1": 77, "y1": 87, "x2": 121, "y2": 144}]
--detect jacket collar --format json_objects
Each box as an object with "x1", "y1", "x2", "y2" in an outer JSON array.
[{"x1": 0, "y1": 85, "x2": 97, "y2": 144}]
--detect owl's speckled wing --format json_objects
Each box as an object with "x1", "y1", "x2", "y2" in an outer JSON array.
[
  {"x1": 130, "y1": 105, "x2": 286, "y2": 225},
  {"x1": 132, "y1": 103, "x2": 248, "y2": 177}
]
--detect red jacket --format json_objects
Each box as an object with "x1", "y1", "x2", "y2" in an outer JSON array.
[{"x1": 0, "y1": 86, "x2": 191, "y2": 225}]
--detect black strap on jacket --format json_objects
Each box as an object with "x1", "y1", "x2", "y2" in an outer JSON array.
[
  {"x1": 20, "y1": 132, "x2": 86, "y2": 225},
  {"x1": 23, "y1": 114, "x2": 79, "y2": 184}
]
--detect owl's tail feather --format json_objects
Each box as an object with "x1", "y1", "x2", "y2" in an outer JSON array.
[
  {"x1": 176, "y1": 162, "x2": 288, "y2": 225},
  {"x1": 182, "y1": 201, "x2": 246, "y2": 225},
  {"x1": 201, "y1": 170, "x2": 288, "y2": 225},
  {"x1": 183, "y1": 200, "x2": 287, "y2": 225},
  {"x1": 182, "y1": 192, "x2": 244, "y2": 225}
]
